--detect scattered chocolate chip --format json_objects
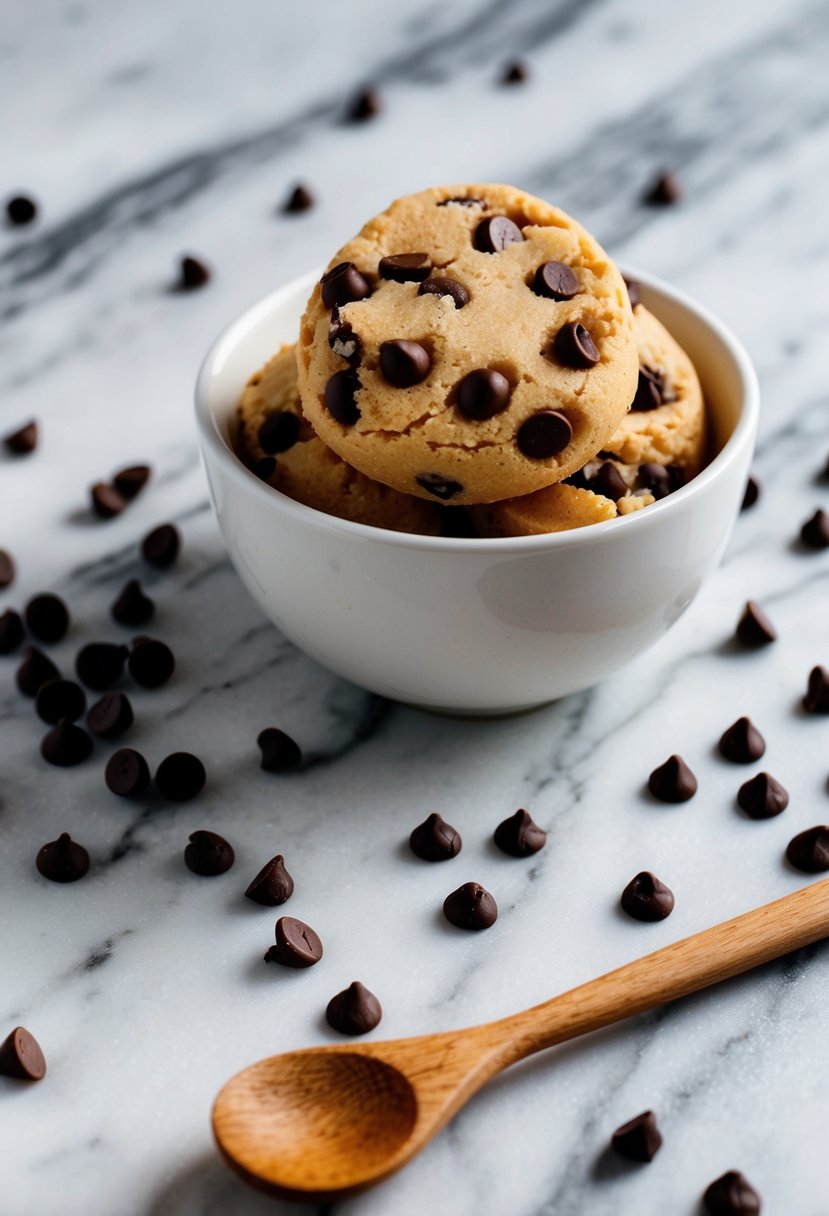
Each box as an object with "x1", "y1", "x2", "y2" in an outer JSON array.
[
  {"x1": 379, "y1": 253, "x2": 431, "y2": 283},
  {"x1": 611, "y1": 1111, "x2": 662, "y2": 1163},
  {"x1": 113, "y1": 464, "x2": 151, "y2": 500},
  {"x1": 554, "y1": 320, "x2": 600, "y2": 368},
  {"x1": 648, "y1": 754, "x2": 697, "y2": 802},
  {"x1": 501, "y1": 59, "x2": 529, "y2": 84},
  {"x1": 24, "y1": 593, "x2": 69, "y2": 643},
  {"x1": 75, "y1": 642, "x2": 129, "y2": 691},
  {"x1": 128, "y1": 637, "x2": 174, "y2": 688},
  {"x1": 631, "y1": 366, "x2": 663, "y2": 411},
  {"x1": 245, "y1": 855, "x2": 294, "y2": 906},
  {"x1": 141, "y1": 522, "x2": 181, "y2": 569},
  {"x1": 418, "y1": 275, "x2": 469, "y2": 308},
  {"x1": 324, "y1": 369, "x2": 361, "y2": 425},
  {"x1": 40, "y1": 718, "x2": 93, "y2": 767},
  {"x1": 328, "y1": 308, "x2": 362, "y2": 365},
  {"x1": 737, "y1": 772, "x2": 789, "y2": 819},
  {"x1": 326, "y1": 982, "x2": 382, "y2": 1035},
  {"x1": 87, "y1": 691, "x2": 134, "y2": 739},
  {"x1": 637, "y1": 462, "x2": 682, "y2": 500},
  {"x1": 257, "y1": 727, "x2": 302, "y2": 772},
  {"x1": 282, "y1": 182, "x2": 314, "y2": 214},
  {"x1": 16, "y1": 647, "x2": 60, "y2": 697},
  {"x1": 0, "y1": 549, "x2": 15, "y2": 588},
  {"x1": 741, "y1": 475, "x2": 760, "y2": 511},
  {"x1": 532, "y1": 261, "x2": 580, "y2": 301},
  {"x1": 178, "y1": 255, "x2": 210, "y2": 290},
  {"x1": 4, "y1": 419, "x2": 37, "y2": 455},
  {"x1": 258, "y1": 411, "x2": 301, "y2": 455},
  {"x1": 803, "y1": 665, "x2": 829, "y2": 713},
  {"x1": 786, "y1": 826, "x2": 829, "y2": 873},
  {"x1": 456, "y1": 368, "x2": 511, "y2": 420},
  {"x1": 719, "y1": 716, "x2": 765, "y2": 764},
  {"x1": 703, "y1": 1170, "x2": 761, "y2": 1215},
  {"x1": 443, "y1": 882, "x2": 498, "y2": 930},
  {"x1": 474, "y1": 215, "x2": 524, "y2": 253},
  {"x1": 105, "y1": 747, "x2": 150, "y2": 797},
  {"x1": 6, "y1": 195, "x2": 37, "y2": 225},
  {"x1": 0, "y1": 1027, "x2": 46, "y2": 1081},
  {"x1": 409, "y1": 812, "x2": 462, "y2": 861},
  {"x1": 266, "y1": 916, "x2": 323, "y2": 967},
  {"x1": 35, "y1": 679, "x2": 86, "y2": 725},
  {"x1": 346, "y1": 86, "x2": 381, "y2": 123},
  {"x1": 437, "y1": 196, "x2": 485, "y2": 208},
  {"x1": 36, "y1": 832, "x2": 90, "y2": 882},
  {"x1": 111, "y1": 579, "x2": 155, "y2": 627},
  {"x1": 735, "y1": 601, "x2": 777, "y2": 648},
  {"x1": 155, "y1": 752, "x2": 205, "y2": 801},
  {"x1": 800, "y1": 508, "x2": 829, "y2": 550},
  {"x1": 415, "y1": 473, "x2": 464, "y2": 500},
  {"x1": 624, "y1": 278, "x2": 641, "y2": 309},
  {"x1": 516, "y1": 410, "x2": 573, "y2": 459},
  {"x1": 320, "y1": 262, "x2": 371, "y2": 309},
  {"x1": 620, "y1": 871, "x2": 674, "y2": 921},
  {"x1": 493, "y1": 808, "x2": 547, "y2": 857},
  {"x1": 643, "y1": 171, "x2": 681, "y2": 206},
  {"x1": 590, "y1": 461, "x2": 628, "y2": 501},
  {"x1": 90, "y1": 482, "x2": 127, "y2": 519},
  {"x1": 380, "y1": 339, "x2": 432, "y2": 388},
  {"x1": 183, "y1": 830, "x2": 233, "y2": 876},
  {"x1": 0, "y1": 608, "x2": 25, "y2": 654}
]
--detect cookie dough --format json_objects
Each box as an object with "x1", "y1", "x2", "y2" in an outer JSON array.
[
  {"x1": 470, "y1": 471, "x2": 656, "y2": 537},
  {"x1": 297, "y1": 183, "x2": 639, "y2": 505}
]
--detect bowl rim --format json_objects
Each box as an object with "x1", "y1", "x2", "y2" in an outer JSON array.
[{"x1": 195, "y1": 264, "x2": 760, "y2": 554}]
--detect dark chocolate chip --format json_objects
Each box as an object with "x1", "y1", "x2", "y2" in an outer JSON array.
[
  {"x1": 741, "y1": 475, "x2": 760, "y2": 511},
  {"x1": 493, "y1": 808, "x2": 547, "y2": 857},
  {"x1": 253, "y1": 457, "x2": 276, "y2": 481},
  {"x1": 415, "y1": 473, "x2": 464, "y2": 500},
  {"x1": 737, "y1": 772, "x2": 789, "y2": 819},
  {"x1": 437, "y1": 196, "x2": 485, "y2": 208},
  {"x1": 703, "y1": 1170, "x2": 761, "y2": 1215},
  {"x1": 648, "y1": 754, "x2": 697, "y2": 802},
  {"x1": 643, "y1": 171, "x2": 682, "y2": 206},
  {"x1": 554, "y1": 320, "x2": 600, "y2": 368},
  {"x1": 141, "y1": 523, "x2": 181, "y2": 568},
  {"x1": 0, "y1": 549, "x2": 15, "y2": 588},
  {"x1": 324, "y1": 369, "x2": 361, "y2": 425},
  {"x1": 111, "y1": 579, "x2": 155, "y2": 627},
  {"x1": 90, "y1": 482, "x2": 127, "y2": 519},
  {"x1": 474, "y1": 215, "x2": 524, "y2": 253},
  {"x1": 631, "y1": 366, "x2": 663, "y2": 411},
  {"x1": 611, "y1": 1111, "x2": 662, "y2": 1163},
  {"x1": 40, "y1": 718, "x2": 93, "y2": 767},
  {"x1": 16, "y1": 647, "x2": 60, "y2": 697},
  {"x1": 266, "y1": 916, "x2": 323, "y2": 967},
  {"x1": 0, "y1": 608, "x2": 25, "y2": 654},
  {"x1": 258, "y1": 410, "x2": 301, "y2": 455},
  {"x1": 35, "y1": 679, "x2": 86, "y2": 725},
  {"x1": 155, "y1": 752, "x2": 205, "y2": 801},
  {"x1": 786, "y1": 825, "x2": 829, "y2": 873},
  {"x1": 718, "y1": 716, "x2": 765, "y2": 764},
  {"x1": 590, "y1": 461, "x2": 628, "y2": 501},
  {"x1": 105, "y1": 747, "x2": 150, "y2": 797},
  {"x1": 0, "y1": 1026, "x2": 46, "y2": 1081},
  {"x1": 800, "y1": 508, "x2": 829, "y2": 550},
  {"x1": 36, "y1": 832, "x2": 89, "y2": 882},
  {"x1": 418, "y1": 275, "x2": 469, "y2": 308},
  {"x1": 128, "y1": 637, "x2": 175, "y2": 688},
  {"x1": 184, "y1": 830, "x2": 233, "y2": 876},
  {"x1": 409, "y1": 812, "x2": 462, "y2": 862},
  {"x1": 320, "y1": 262, "x2": 371, "y2": 309},
  {"x1": 379, "y1": 253, "x2": 431, "y2": 283},
  {"x1": 516, "y1": 410, "x2": 573, "y2": 459},
  {"x1": 501, "y1": 59, "x2": 529, "y2": 84},
  {"x1": 637, "y1": 462, "x2": 678, "y2": 500},
  {"x1": 113, "y1": 464, "x2": 151, "y2": 500},
  {"x1": 326, "y1": 982, "x2": 382, "y2": 1035},
  {"x1": 257, "y1": 727, "x2": 302, "y2": 772},
  {"x1": 178, "y1": 255, "x2": 210, "y2": 289},
  {"x1": 443, "y1": 882, "x2": 498, "y2": 930},
  {"x1": 456, "y1": 368, "x2": 511, "y2": 420},
  {"x1": 6, "y1": 195, "x2": 37, "y2": 225},
  {"x1": 75, "y1": 642, "x2": 129, "y2": 691},
  {"x1": 245, "y1": 855, "x2": 294, "y2": 906},
  {"x1": 24, "y1": 593, "x2": 69, "y2": 643},
  {"x1": 803, "y1": 665, "x2": 829, "y2": 713},
  {"x1": 4, "y1": 419, "x2": 38, "y2": 455},
  {"x1": 346, "y1": 86, "x2": 381, "y2": 123},
  {"x1": 735, "y1": 601, "x2": 777, "y2": 648},
  {"x1": 380, "y1": 339, "x2": 432, "y2": 388},
  {"x1": 624, "y1": 278, "x2": 641, "y2": 310},
  {"x1": 620, "y1": 871, "x2": 674, "y2": 921},
  {"x1": 328, "y1": 308, "x2": 362, "y2": 365},
  {"x1": 282, "y1": 183, "x2": 314, "y2": 214},
  {"x1": 87, "y1": 691, "x2": 134, "y2": 739},
  {"x1": 532, "y1": 261, "x2": 580, "y2": 301}
]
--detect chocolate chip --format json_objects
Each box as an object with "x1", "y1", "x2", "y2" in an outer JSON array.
[
  {"x1": 87, "y1": 691, "x2": 134, "y2": 739},
  {"x1": 0, "y1": 548, "x2": 15, "y2": 588},
  {"x1": 6, "y1": 195, "x2": 37, "y2": 225},
  {"x1": 637, "y1": 462, "x2": 678, "y2": 500},
  {"x1": 90, "y1": 482, "x2": 127, "y2": 519},
  {"x1": 620, "y1": 871, "x2": 674, "y2": 921},
  {"x1": 554, "y1": 321, "x2": 600, "y2": 368},
  {"x1": 105, "y1": 747, "x2": 150, "y2": 797},
  {"x1": 590, "y1": 461, "x2": 628, "y2": 501},
  {"x1": 35, "y1": 679, "x2": 86, "y2": 725},
  {"x1": 16, "y1": 647, "x2": 60, "y2": 697},
  {"x1": 737, "y1": 772, "x2": 789, "y2": 819},
  {"x1": 245, "y1": 855, "x2": 294, "y2": 906},
  {"x1": 741, "y1": 475, "x2": 760, "y2": 511},
  {"x1": 113, "y1": 464, "x2": 151, "y2": 500},
  {"x1": 178, "y1": 255, "x2": 210, "y2": 289},
  {"x1": 803, "y1": 665, "x2": 829, "y2": 713},
  {"x1": 643, "y1": 171, "x2": 682, "y2": 206},
  {"x1": 443, "y1": 882, "x2": 498, "y2": 930},
  {"x1": 320, "y1": 262, "x2": 371, "y2": 309},
  {"x1": 735, "y1": 601, "x2": 777, "y2": 648},
  {"x1": 0, "y1": 1027, "x2": 46, "y2": 1081},
  {"x1": 253, "y1": 457, "x2": 276, "y2": 481},
  {"x1": 40, "y1": 719, "x2": 93, "y2": 767},
  {"x1": 501, "y1": 59, "x2": 529, "y2": 84},
  {"x1": 437, "y1": 196, "x2": 485, "y2": 208},
  {"x1": 624, "y1": 278, "x2": 641, "y2": 310},
  {"x1": 75, "y1": 642, "x2": 129, "y2": 691},
  {"x1": 111, "y1": 579, "x2": 155, "y2": 627},
  {"x1": 532, "y1": 261, "x2": 580, "y2": 301},
  {"x1": 631, "y1": 366, "x2": 663, "y2": 411},
  {"x1": 415, "y1": 473, "x2": 464, "y2": 500},
  {"x1": 128, "y1": 637, "x2": 174, "y2": 688},
  {"x1": 141, "y1": 523, "x2": 180, "y2": 568},
  {"x1": 0, "y1": 608, "x2": 25, "y2": 654},
  {"x1": 703, "y1": 1170, "x2": 761, "y2": 1215},
  {"x1": 648, "y1": 754, "x2": 697, "y2": 802},
  {"x1": 474, "y1": 215, "x2": 524, "y2": 253},
  {"x1": 324, "y1": 369, "x2": 361, "y2": 425},
  {"x1": 4, "y1": 419, "x2": 37, "y2": 455},
  {"x1": 258, "y1": 410, "x2": 301, "y2": 455},
  {"x1": 409, "y1": 812, "x2": 462, "y2": 861},
  {"x1": 326, "y1": 982, "x2": 382, "y2": 1035},
  {"x1": 24, "y1": 593, "x2": 69, "y2": 643},
  {"x1": 36, "y1": 832, "x2": 89, "y2": 882},
  {"x1": 257, "y1": 727, "x2": 302, "y2": 772},
  {"x1": 346, "y1": 86, "x2": 381, "y2": 123},
  {"x1": 719, "y1": 716, "x2": 765, "y2": 764},
  {"x1": 611, "y1": 1111, "x2": 662, "y2": 1163},
  {"x1": 380, "y1": 339, "x2": 432, "y2": 388},
  {"x1": 493, "y1": 808, "x2": 547, "y2": 857},
  {"x1": 282, "y1": 183, "x2": 314, "y2": 213},
  {"x1": 516, "y1": 411, "x2": 573, "y2": 459},
  {"x1": 456, "y1": 368, "x2": 511, "y2": 420},
  {"x1": 379, "y1": 253, "x2": 431, "y2": 283},
  {"x1": 184, "y1": 830, "x2": 233, "y2": 876},
  {"x1": 155, "y1": 752, "x2": 205, "y2": 801},
  {"x1": 800, "y1": 508, "x2": 829, "y2": 549},
  {"x1": 418, "y1": 275, "x2": 469, "y2": 308},
  {"x1": 266, "y1": 916, "x2": 323, "y2": 967},
  {"x1": 328, "y1": 308, "x2": 362, "y2": 365},
  {"x1": 786, "y1": 825, "x2": 829, "y2": 873}
]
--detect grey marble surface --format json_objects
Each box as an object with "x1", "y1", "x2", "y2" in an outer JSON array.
[{"x1": 2, "y1": 1, "x2": 829, "y2": 1213}]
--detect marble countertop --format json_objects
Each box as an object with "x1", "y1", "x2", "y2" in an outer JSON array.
[{"x1": 2, "y1": 0, "x2": 829, "y2": 1212}]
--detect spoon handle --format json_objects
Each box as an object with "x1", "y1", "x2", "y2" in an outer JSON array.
[{"x1": 492, "y1": 878, "x2": 829, "y2": 1066}]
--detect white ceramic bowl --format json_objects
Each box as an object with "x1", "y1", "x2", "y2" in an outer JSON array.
[{"x1": 195, "y1": 268, "x2": 758, "y2": 714}]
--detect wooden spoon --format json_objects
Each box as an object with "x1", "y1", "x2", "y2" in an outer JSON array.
[{"x1": 213, "y1": 879, "x2": 829, "y2": 1202}]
